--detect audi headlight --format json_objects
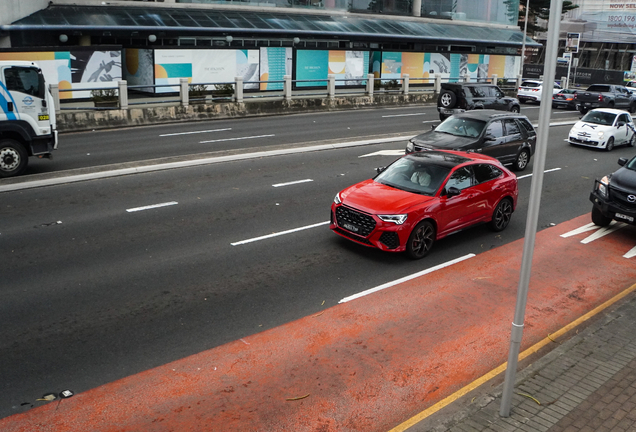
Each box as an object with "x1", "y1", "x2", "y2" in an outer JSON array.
[
  {"x1": 334, "y1": 192, "x2": 342, "y2": 204},
  {"x1": 597, "y1": 175, "x2": 610, "y2": 198},
  {"x1": 597, "y1": 131, "x2": 605, "y2": 138},
  {"x1": 406, "y1": 141, "x2": 414, "y2": 153},
  {"x1": 378, "y1": 214, "x2": 408, "y2": 225}
]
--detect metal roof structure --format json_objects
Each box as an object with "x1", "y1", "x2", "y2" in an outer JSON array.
[{"x1": 1, "y1": 5, "x2": 540, "y2": 48}]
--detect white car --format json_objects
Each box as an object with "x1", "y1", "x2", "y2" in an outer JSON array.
[
  {"x1": 568, "y1": 108, "x2": 636, "y2": 151},
  {"x1": 517, "y1": 80, "x2": 562, "y2": 104}
]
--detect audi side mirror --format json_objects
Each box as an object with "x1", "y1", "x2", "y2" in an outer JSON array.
[
  {"x1": 617, "y1": 121, "x2": 626, "y2": 128},
  {"x1": 618, "y1": 157, "x2": 628, "y2": 166},
  {"x1": 376, "y1": 166, "x2": 386, "y2": 174},
  {"x1": 446, "y1": 186, "x2": 461, "y2": 197}
]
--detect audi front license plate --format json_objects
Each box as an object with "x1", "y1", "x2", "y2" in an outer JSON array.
[{"x1": 342, "y1": 222, "x2": 359, "y2": 233}]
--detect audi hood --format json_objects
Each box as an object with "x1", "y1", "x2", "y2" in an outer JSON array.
[{"x1": 339, "y1": 179, "x2": 436, "y2": 214}]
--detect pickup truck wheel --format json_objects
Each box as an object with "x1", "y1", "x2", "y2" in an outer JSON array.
[
  {"x1": 0, "y1": 139, "x2": 28, "y2": 178},
  {"x1": 630, "y1": 103, "x2": 636, "y2": 114},
  {"x1": 608, "y1": 102, "x2": 615, "y2": 108},
  {"x1": 591, "y1": 206, "x2": 612, "y2": 227},
  {"x1": 512, "y1": 148, "x2": 530, "y2": 171},
  {"x1": 606, "y1": 137, "x2": 615, "y2": 152},
  {"x1": 579, "y1": 107, "x2": 589, "y2": 115},
  {"x1": 438, "y1": 91, "x2": 456, "y2": 108}
]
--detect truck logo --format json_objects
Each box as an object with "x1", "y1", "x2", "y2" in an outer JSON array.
[{"x1": 23, "y1": 96, "x2": 34, "y2": 105}]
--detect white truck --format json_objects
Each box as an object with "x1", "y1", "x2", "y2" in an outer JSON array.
[{"x1": 0, "y1": 61, "x2": 57, "y2": 177}]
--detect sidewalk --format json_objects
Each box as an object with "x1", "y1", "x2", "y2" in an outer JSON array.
[
  {"x1": 406, "y1": 285, "x2": 636, "y2": 432},
  {"x1": 1, "y1": 214, "x2": 635, "y2": 431}
]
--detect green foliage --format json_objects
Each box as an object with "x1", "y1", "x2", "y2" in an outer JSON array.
[
  {"x1": 90, "y1": 88, "x2": 117, "y2": 102},
  {"x1": 189, "y1": 84, "x2": 208, "y2": 97},
  {"x1": 518, "y1": 0, "x2": 579, "y2": 35},
  {"x1": 213, "y1": 83, "x2": 234, "y2": 96},
  {"x1": 375, "y1": 79, "x2": 400, "y2": 90}
]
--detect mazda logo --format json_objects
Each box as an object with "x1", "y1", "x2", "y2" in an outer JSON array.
[{"x1": 629, "y1": 195, "x2": 636, "y2": 203}]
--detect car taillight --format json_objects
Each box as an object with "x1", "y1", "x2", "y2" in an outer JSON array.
[
  {"x1": 574, "y1": 93, "x2": 578, "y2": 99},
  {"x1": 598, "y1": 94, "x2": 603, "y2": 101}
]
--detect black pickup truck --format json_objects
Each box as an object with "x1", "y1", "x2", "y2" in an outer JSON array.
[
  {"x1": 574, "y1": 84, "x2": 636, "y2": 114},
  {"x1": 590, "y1": 155, "x2": 636, "y2": 226}
]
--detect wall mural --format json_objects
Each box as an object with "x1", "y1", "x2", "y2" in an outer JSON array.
[
  {"x1": 373, "y1": 52, "x2": 520, "y2": 83},
  {"x1": 0, "y1": 50, "x2": 122, "y2": 99},
  {"x1": 295, "y1": 50, "x2": 370, "y2": 87}
]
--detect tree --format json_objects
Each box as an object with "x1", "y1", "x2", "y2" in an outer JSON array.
[
  {"x1": 503, "y1": 0, "x2": 521, "y2": 25},
  {"x1": 518, "y1": 0, "x2": 579, "y2": 35}
]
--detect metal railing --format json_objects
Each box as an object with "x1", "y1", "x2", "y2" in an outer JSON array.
[{"x1": 49, "y1": 73, "x2": 524, "y2": 113}]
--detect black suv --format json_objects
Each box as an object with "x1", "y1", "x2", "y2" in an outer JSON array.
[
  {"x1": 437, "y1": 83, "x2": 521, "y2": 121},
  {"x1": 590, "y1": 155, "x2": 636, "y2": 226},
  {"x1": 405, "y1": 110, "x2": 536, "y2": 171}
]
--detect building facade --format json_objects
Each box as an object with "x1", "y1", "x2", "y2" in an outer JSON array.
[{"x1": 0, "y1": 0, "x2": 535, "y2": 99}]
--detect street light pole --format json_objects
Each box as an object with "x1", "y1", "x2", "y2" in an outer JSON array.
[
  {"x1": 499, "y1": 0, "x2": 563, "y2": 418},
  {"x1": 520, "y1": 0, "x2": 530, "y2": 77}
]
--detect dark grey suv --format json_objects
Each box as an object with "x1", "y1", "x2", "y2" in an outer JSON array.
[
  {"x1": 438, "y1": 83, "x2": 521, "y2": 121},
  {"x1": 405, "y1": 110, "x2": 536, "y2": 171}
]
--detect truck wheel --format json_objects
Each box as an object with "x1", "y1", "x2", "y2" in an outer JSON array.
[
  {"x1": 0, "y1": 139, "x2": 28, "y2": 178},
  {"x1": 591, "y1": 206, "x2": 612, "y2": 227},
  {"x1": 579, "y1": 107, "x2": 589, "y2": 115},
  {"x1": 437, "y1": 90, "x2": 456, "y2": 108},
  {"x1": 630, "y1": 103, "x2": 636, "y2": 114},
  {"x1": 607, "y1": 102, "x2": 615, "y2": 109},
  {"x1": 606, "y1": 137, "x2": 614, "y2": 152}
]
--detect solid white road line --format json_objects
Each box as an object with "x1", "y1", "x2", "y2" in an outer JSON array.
[
  {"x1": 359, "y1": 150, "x2": 405, "y2": 157},
  {"x1": 231, "y1": 221, "x2": 330, "y2": 246},
  {"x1": 382, "y1": 113, "x2": 428, "y2": 118},
  {"x1": 200, "y1": 134, "x2": 275, "y2": 144},
  {"x1": 0, "y1": 120, "x2": 582, "y2": 193},
  {"x1": 339, "y1": 253, "x2": 476, "y2": 303},
  {"x1": 272, "y1": 179, "x2": 314, "y2": 187},
  {"x1": 160, "y1": 128, "x2": 232, "y2": 137},
  {"x1": 516, "y1": 167, "x2": 561, "y2": 180},
  {"x1": 126, "y1": 201, "x2": 178, "y2": 212},
  {"x1": 625, "y1": 246, "x2": 636, "y2": 259}
]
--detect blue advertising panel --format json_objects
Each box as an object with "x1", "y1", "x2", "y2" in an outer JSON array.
[{"x1": 296, "y1": 50, "x2": 329, "y2": 87}]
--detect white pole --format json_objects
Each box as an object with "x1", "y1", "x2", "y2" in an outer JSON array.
[
  {"x1": 520, "y1": 0, "x2": 530, "y2": 78},
  {"x1": 499, "y1": 0, "x2": 563, "y2": 418}
]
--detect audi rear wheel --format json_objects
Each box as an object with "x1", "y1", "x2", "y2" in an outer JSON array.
[{"x1": 490, "y1": 199, "x2": 513, "y2": 232}]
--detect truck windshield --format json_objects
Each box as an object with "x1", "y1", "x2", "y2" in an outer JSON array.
[{"x1": 4, "y1": 67, "x2": 45, "y2": 99}]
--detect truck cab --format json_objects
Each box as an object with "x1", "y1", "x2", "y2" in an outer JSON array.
[{"x1": 0, "y1": 61, "x2": 57, "y2": 177}]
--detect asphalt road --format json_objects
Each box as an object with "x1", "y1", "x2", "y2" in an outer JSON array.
[
  {"x1": 2, "y1": 104, "x2": 634, "y2": 419},
  {"x1": 26, "y1": 104, "x2": 576, "y2": 174}
]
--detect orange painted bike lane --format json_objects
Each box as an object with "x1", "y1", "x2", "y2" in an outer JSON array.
[{"x1": 3, "y1": 214, "x2": 636, "y2": 432}]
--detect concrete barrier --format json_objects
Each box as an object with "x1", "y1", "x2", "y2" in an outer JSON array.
[{"x1": 56, "y1": 92, "x2": 437, "y2": 133}]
